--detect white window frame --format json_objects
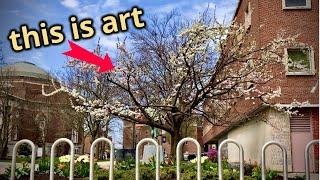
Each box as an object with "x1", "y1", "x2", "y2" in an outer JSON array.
[
  {"x1": 9, "y1": 126, "x2": 18, "y2": 141},
  {"x1": 71, "y1": 129, "x2": 79, "y2": 143},
  {"x1": 75, "y1": 146, "x2": 81, "y2": 154},
  {"x1": 282, "y1": 0, "x2": 311, "y2": 9},
  {"x1": 39, "y1": 121, "x2": 46, "y2": 129},
  {"x1": 284, "y1": 46, "x2": 315, "y2": 75}
]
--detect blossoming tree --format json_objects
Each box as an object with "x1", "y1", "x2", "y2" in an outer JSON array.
[
  {"x1": 55, "y1": 46, "x2": 121, "y2": 157},
  {"x1": 43, "y1": 13, "x2": 298, "y2": 156}
]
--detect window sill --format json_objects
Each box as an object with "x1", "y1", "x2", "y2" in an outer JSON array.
[
  {"x1": 286, "y1": 72, "x2": 315, "y2": 76},
  {"x1": 282, "y1": 6, "x2": 311, "y2": 10}
]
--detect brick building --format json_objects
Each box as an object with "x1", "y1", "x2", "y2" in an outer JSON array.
[
  {"x1": 123, "y1": 120, "x2": 203, "y2": 157},
  {"x1": 1, "y1": 62, "x2": 83, "y2": 157},
  {"x1": 203, "y1": 0, "x2": 318, "y2": 173},
  {"x1": 123, "y1": 121, "x2": 151, "y2": 150}
]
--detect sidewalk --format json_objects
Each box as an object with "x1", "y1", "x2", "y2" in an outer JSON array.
[
  {"x1": 0, "y1": 162, "x2": 39, "y2": 175},
  {"x1": 0, "y1": 161, "x2": 12, "y2": 174}
]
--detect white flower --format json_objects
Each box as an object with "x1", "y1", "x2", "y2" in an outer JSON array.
[
  {"x1": 59, "y1": 155, "x2": 71, "y2": 163},
  {"x1": 201, "y1": 156, "x2": 208, "y2": 163},
  {"x1": 190, "y1": 156, "x2": 208, "y2": 164},
  {"x1": 190, "y1": 158, "x2": 197, "y2": 163},
  {"x1": 76, "y1": 155, "x2": 90, "y2": 163}
]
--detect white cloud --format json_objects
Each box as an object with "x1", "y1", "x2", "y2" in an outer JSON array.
[
  {"x1": 145, "y1": 1, "x2": 238, "y2": 24},
  {"x1": 76, "y1": 4, "x2": 99, "y2": 18},
  {"x1": 181, "y1": 1, "x2": 237, "y2": 23},
  {"x1": 100, "y1": 33, "x2": 124, "y2": 51},
  {"x1": 60, "y1": 0, "x2": 79, "y2": 9},
  {"x1": 102, "y1": 0, "x2": 120, "y2": 8}
]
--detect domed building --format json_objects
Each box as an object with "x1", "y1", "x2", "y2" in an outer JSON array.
[{"x1": 0, "y1": 61, "x2": 83, "y2": 158}]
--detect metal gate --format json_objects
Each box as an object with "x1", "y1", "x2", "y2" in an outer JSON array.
[{"x1": 10, "y1": 138, "x2": 319, "y2": 180}]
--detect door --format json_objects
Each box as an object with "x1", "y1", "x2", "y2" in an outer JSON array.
[{"x1": 290, "y1": 109, "x2": 313, "y2": 172}]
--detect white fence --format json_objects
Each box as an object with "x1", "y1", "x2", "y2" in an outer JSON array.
[{"x1": 10, "y1": 138, "x2": 319, "y2": 180}]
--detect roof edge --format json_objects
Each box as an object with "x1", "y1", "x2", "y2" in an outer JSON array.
[{"x1": 232, "y1": 0, "x2": 242, "y2": 21}]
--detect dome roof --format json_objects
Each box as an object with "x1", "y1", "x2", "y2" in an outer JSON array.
[{"x1": 1, "y1": 61, "x2": 49, "y2": 79}]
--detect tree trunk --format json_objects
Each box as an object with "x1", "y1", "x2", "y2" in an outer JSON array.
[
  {"x1": 0, "y1": 139, "x2": 8, "y2": 159},
  {"x1": 0, "y1": 119, "x2": 9, "y2": 159},
  {"x1": 169, "y1": 128, "x2": 182, "y2": 161},
  {"x1": 90, "y1": 136, "x2": 100, "y2": 159}
]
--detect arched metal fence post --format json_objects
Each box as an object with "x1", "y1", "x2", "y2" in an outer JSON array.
[
  {"x1": 10, "y1": 139, "x2": 36, "y2": 180},
  {"x1": 49, "y1": 138, "x2": 75, "y2": 180},
  {"x1": 261, "y1": 141, "x2": 288, "y2": 180},
  {"x1": 305, "y1": 139, "x2": 319, "y2": 180},
  {"x1": 176, "y1": 137, "x2": 201, "y2": 180},
  {"x1": 89, "y1": 137, "x2": 114, "y2": 180},
  {"x1": 135, "y1": 138, "x2": 160, "y2": 180},
  {"x1": 218, "y1": 139, "x2": 244, "y2": 180}
]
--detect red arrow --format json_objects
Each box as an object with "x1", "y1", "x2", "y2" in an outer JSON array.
[{"x1": 63, "y1": 40, "x2": 114, "y2": 73}]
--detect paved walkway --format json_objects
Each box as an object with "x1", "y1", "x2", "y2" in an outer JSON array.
[
  {"x1": 287, "y1": 172, "x2": 319, "y2": 180},
  {"x1": 0, "y1": 162, "x2": 40, "y2": 175},
  {"x1": 310, "y1": 174, "x2": 319, "y2": 180},
  {"x1": 97, "y1": 161, "x2": 112, "y2": 170},
  {"x1": 0, "y1": 162, "x2": 12, "y2": 174}
]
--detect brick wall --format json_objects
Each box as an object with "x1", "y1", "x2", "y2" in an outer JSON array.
[
  {"x1": 123, "y1": 120, "x2": 202, "y2": 156},
  {"x1": 311, "y1": 107, "x2": 319, "y2": 171},
  {"x1": 203, "y1": 0, "x2": 319, "y2": 144},
  {"x1": 123, "y1": 121, "x2": 135, "y2": 149},
  {"x1": 8, "y1": 75, "x2": 83, "y2": 147}
]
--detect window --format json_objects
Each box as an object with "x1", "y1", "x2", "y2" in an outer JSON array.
[
  {"x1": 285, "y1": 47, "x2": 315, "y2": 75},
  {"x1": 290, "y1": 111, "x2": 311, "y2": 132},
  {"x1": 75, "y1": 147, "x2": 81, "y2": 154},
  {"x1": 9, "y1": 126, "x2": 18, "y2": 141},
  {"x1": 282, "y1": 0, "x2": 311, "y2": 9},
  {"x1": 244, "y1": 2, "x2": 252, "y2": 30},
  {"x1": 39, "y1": 121, "x2": 45, "y2": 129},
  {"x1": 71, "y1": 129, "x2": 79, "y2": 143}
]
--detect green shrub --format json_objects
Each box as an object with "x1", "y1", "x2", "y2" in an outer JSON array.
[
  {"x1": 141, "y1": 166, "x2": 156, "y2": 179},
  {"x1": 244, "y1": 162, "x2": 255, "y2": 176},
  {"x1": 251, "y1": 166, "x2": 279, "y2": 180},
  {"x1": 116, "y1": 158, "x2": 135, "y2": 170},
  {"x1": 112, "y1": 160, "x2": 240, "y2": 180},
  {"x1": 37, "y1": 157, "x2": 50, "y2": 174},
  {"x1": 75, "y1": 161, "x2": 90, "y2": 177},
  {"x1": 55, "y1": 162, "x2": 70, "y2": 177},
  {"x1": 16, "y1": 156, "x2": 31, "y2": 163},
  {"x1": 0, "y1": 156, "x2": 283, "y2": 180},
  {"x1": 160, "y1": 166, "x2": 176, "y2": 179},
  {"x1": 94, "y1": 169, "x2": 107, "y2": 180},
  {"x1": 5, "y1": 162, "x2": 30, "y2": 179}
]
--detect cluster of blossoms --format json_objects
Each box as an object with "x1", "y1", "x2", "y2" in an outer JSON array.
[
  {"x1": 67, "y1": 58, "x2": 98, "y2": 72},
  {"x1": 59, "y1": 155, "x2": 72, "y2": 163},
  {"x1": 207, "y1": 148, "x2": 218, "y2": 161},
  {"x1": 76, "y1": 155, "x2": 90, "y2": 163},
  {"x1": 190, "y1": 156, "x2": 208, "y2": 164},
  {"x1": 58, "y1": 154, "x2": 90, "y2": 163},
  {"x1": 273, "y1": 99, "x2": 310, "y2": 115}
]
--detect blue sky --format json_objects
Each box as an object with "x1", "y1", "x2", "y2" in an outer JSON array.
[{"x1": 0, "y1": 0, "x2": 238, "y2": 73}]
